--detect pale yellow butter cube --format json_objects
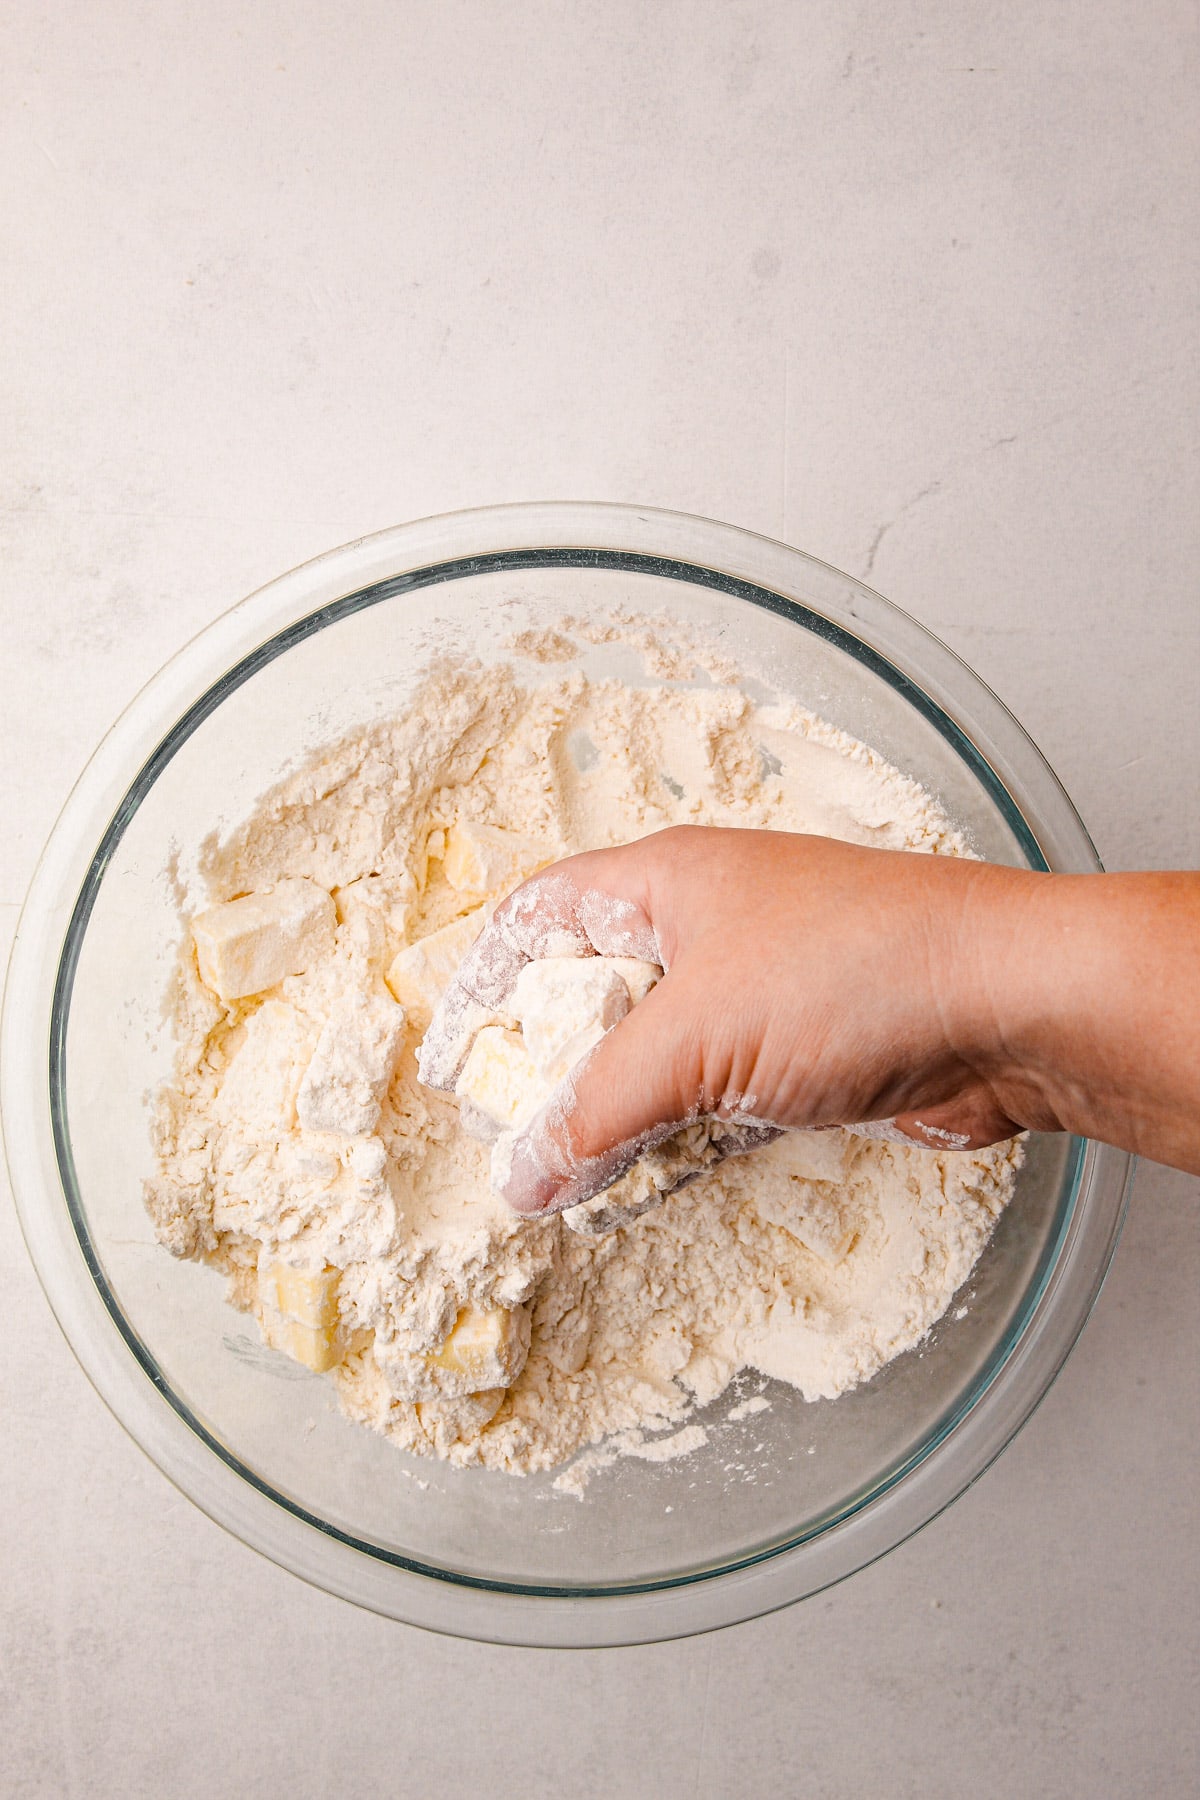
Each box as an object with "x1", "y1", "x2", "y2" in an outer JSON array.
[
  {"x1": 443, "y1": 821, "x2": 547, "y2": 899},
  {"x1": 256, "y1": 1257, "x2": 360, "y2": 1373},
  {"x1": 259, "y1": 1257, "x2": 341, "y2": 1330},
  {"x1": 192, "y1": 879, "x2": 336, "y2": 1002},
  {"x1": 385, "y1": 905, "x2": 489, "y2": 1029},
  {"x1": 428, "y1": 1304, "x2": 530, "y2": 1390},
  {"x1": 260, "y1": 1306, "x2": 343, "y2": 1373},
  {"x1": 455, "y1": 1025, "x2": 549, "y2": 1132}
]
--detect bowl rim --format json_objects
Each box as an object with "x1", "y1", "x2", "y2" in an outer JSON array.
[{"x1": 1, "y1": 501, "x2": 1133, "y2": 1647}]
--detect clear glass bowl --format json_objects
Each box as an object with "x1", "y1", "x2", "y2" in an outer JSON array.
[{"x1": 2, "y1": 504, "x2": 1131, "y2": 1646}]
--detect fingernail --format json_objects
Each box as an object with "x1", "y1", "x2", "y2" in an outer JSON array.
[{"x1": 491, "y1": 1126, "x2": 565, "y2": 1216}]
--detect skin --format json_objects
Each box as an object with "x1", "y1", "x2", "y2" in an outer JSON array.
[{"x1": 425, "y1": 827, "x2": 1200, "y2": 1214}]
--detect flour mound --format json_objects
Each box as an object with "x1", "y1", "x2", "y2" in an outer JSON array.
[{"x1": 145, "y1": 630, "x2": 1021, "y2": 1481}]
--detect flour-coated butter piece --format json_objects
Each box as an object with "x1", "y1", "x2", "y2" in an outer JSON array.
[
  {"x1": 191, "y1": 878, "x2": 336, "y2": 1002},
  {"x1": 217, "y1": 999, "x2": 310, "y2": 1133},
  {"x1": 442, "y1": 821, "x2": 548, "y2": 899},
  {"x1": 427, "y1": 1303, "x2": 530, "y2": 1393},
  {"x1": 455, "y1": 1025, "x2": 549, "y2": 1132},
  {"x1": 603, "y1": 955, "x2": 663, "y2": 1006},
  {"x1": 510, "y1": 955, "x2": 631, "y2": 1082},
  {"x1": 296, "y1": 992, "x2": 406, "y2": 1136},
  {"x1": 385, "y1": 904, "x2": 489, "y2": 1028}
]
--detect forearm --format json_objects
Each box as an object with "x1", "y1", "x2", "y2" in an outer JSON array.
[{"x1": 963, "y1": 869, "x2": 1200, "y2": 1172}]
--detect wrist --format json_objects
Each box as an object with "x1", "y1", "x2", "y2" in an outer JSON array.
[{"x1": 940, "y1": 861, "x2": 1069, "y2": 1134}]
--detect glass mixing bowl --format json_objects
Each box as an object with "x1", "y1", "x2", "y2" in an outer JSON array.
[{"x1": 2, "y1": 503, "x2": 1131, "y2": 1646}]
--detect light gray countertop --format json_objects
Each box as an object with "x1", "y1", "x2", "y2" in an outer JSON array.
[{"x1": 2, "y1": 3, "x2": 1196, "y2": 1794}]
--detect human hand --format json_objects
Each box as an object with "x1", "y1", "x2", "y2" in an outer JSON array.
[{"x1": 420, "y1": 825, "x2": 1040, "y2": 1216}]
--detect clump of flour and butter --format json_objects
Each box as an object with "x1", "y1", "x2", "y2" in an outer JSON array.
[{"x1": 145, "y1": 626, "x2": 1022, "y2": 1481}]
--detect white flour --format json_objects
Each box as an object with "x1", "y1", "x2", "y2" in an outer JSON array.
[{"x1": 145, "y1": 626, "x2": 1022, "y2": 1482}]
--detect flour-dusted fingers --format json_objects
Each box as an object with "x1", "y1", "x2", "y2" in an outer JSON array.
[
  {"x1": 414, "y1": 984, "x2": 498, "y2": 1092},
  {"x1": 491, "y1": 950, "x2": 747, "y2": 1215},
  {"x1": 458, "y1": 857, "x2": 661, "y2": 1005},
  {"x1": 417, "y1": 848, "x2": 661, "y2": 1090}
]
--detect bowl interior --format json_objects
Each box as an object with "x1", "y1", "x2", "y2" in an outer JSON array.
[{"x1": 56, "y1": 554, "x2": 1079, "y2": 1593}]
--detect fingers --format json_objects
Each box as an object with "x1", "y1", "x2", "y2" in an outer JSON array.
[
  {"x1": 418, "y1": 847, "x2": 660, "y2": 1090},
  {"x1": 492, "y1": 1012, "x2": 1024, "y2": 1216},
  {"x1": 416, "y1": 828, "x2": 1025, "y2": 1219},
  {"x1": 493, "y1": 973, "x2": 705, "y2": 1214}
]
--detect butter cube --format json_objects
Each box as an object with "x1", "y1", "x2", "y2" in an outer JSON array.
[
  {"x1": 511, "y1": 955, "x2": 630, "y2": 1082},
  {"x1": 455, "y1": 1025, "x2": 549, "y2": 1132},
  {"x1": 428, "y1": 1304, "x2": 530, "y2": 1390},
  {"x1": 192, "y1": 879, "x2": 336, "y2": 1002},
  {"x1": 385, "y1": 905, "x2": 489, "y2": 1029},
  {"x1": 259, "y1": 1257, "x2": 341, "y2": 1328},
  {"x1": 258, "y1": 1257, "x2": 344, "y2": 1372},
  {"x1": 260, "y1": 1310, "x2": 343, "y2": 1372},
  {"x1": 296, "y1": 993, "x2": 406, "y2": 1136},
  {"x1": 443, "y1": 821, "x2": 547, "y2": 900}
]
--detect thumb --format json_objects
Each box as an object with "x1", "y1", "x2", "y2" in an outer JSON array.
[{"x1": 494, "y1": 972, "x2": 710, "y2": 1216}]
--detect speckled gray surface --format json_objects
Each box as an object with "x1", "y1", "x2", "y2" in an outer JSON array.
[{"x1": 2, "y1": 3, "x2": 1197, "y2": 1794}]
